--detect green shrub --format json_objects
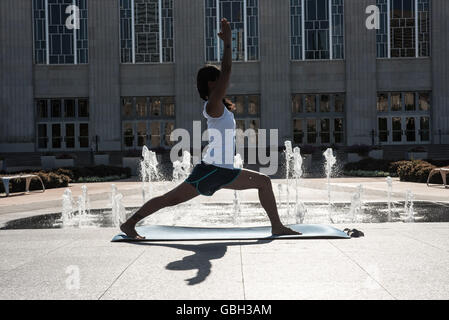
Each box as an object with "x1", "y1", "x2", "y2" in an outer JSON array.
[
  {"x1": 388, "y1": 161, "x2": 410, "y2": 175},
  {"x1": 396, "y1": 160, "x2": 440, "y2": 183},
  {"x1": 343, "y1": 158, "x2": 447, "y2": 183},
  {"x1": 0, "y1": 166, "x2": 131, "y2": 194}
]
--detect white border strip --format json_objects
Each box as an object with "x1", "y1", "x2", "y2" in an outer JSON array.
[
  {"x1": 159, "y1": 0, "x2": 163, "y2": 63},
  {"x1": 73, "y1": 0, "x2": 77, "y2": 64},
  {"x1": 301, "y1": 0, "x2": 305, "y2": 60},
  {"x1": 387, "y1": 0, "x2": 391, "y2": 58},
  {"x1": 243, "y1": 0, "x2": 248, "y2": 61},
  {"x1": 45, "y1": 0, "x2": 49, "y2": 64},
  {"x1": 415, "y1": 0, "x2": 419, "y2": 57},
  {"x1": 131, "y1": 0, "x2": 136, "y2": 63},
  {"x1": 328, "y1": 0, "x2": 333, "y2": 60},
  {"x1": 216, "y1": 0, "x2": 220, "y2": 61}
]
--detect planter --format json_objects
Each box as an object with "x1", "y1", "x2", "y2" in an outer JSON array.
[
  {"x1": 408, "y1": 152, "x2": 428, "y2": 160},
  {"x1": 55, "y1": 158, "x2": 75, "y2": 168},
  {"x1": 41, "y1": 156, "x2": 56, "y2": 169},
  {"x1": 122, "y1": 157, "x2": 141, "y2": 176},
  {"x1": 347, "y1": 153, "x2": 364, "y2": 163},
  {"x1": 94, "y1": 154, "x2": 110, "y2": 166},
  {"x1": 369, "y1": 149, "x2": 384, "y2": 159}
]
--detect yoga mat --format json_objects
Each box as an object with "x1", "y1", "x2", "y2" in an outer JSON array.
[{"x1": 111, "y1": 224, "x2": 350, "y2": 242}]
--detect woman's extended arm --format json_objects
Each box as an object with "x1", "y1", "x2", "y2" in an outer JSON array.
[{"x1": 207, "y1": 18, "x2": 232, "y2": 118}]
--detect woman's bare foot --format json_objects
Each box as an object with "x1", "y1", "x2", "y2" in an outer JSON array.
[
  {"x1": 272, "y1": 225, "x2": 302, "y2": 236},
  {"x1": 120, "y1": 222, "x2": 145, "y2": 240}
]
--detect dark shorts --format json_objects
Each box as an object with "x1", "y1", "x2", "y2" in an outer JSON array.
[{"x1": 185, "y1": 162, "x2": 241, "y2": 196}]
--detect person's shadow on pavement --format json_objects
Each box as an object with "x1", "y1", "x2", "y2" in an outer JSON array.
[{"x1": 134, "y1": 240, "x2": 272, "y2": 285}]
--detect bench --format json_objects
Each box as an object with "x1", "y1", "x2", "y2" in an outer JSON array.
[
  {"x1": 427, "y1": 167, "x2": 449, "y2": 188},
  {"x1": 1, "y1": 175, "x2": 46, "y2": 197}
]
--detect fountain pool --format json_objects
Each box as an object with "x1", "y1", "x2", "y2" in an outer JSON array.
[
  {"x1": 2, "y1": 142, "x2": 448, "y2": 231},
  {"x1": 2, "y1": 201, "x2": 449, "y2": 230}
]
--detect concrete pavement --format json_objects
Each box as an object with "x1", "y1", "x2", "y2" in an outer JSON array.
[
  {"x1": 0, "y1": 177, "x2": 448, "y2": 300},
  {"x1": 1, "y1": 223, "x2": 449, "y2": 300}
]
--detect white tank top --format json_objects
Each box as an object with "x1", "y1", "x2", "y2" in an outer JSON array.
[{"x1": 202, "y1": 100, "x2": 236, "y2": 169}]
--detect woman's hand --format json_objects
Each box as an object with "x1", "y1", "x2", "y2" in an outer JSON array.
[{"x1": 217, "y1": 18, "x2": 232, "y2": 44}]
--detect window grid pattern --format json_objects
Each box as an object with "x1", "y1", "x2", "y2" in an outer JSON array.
[
  {"x1": 76, "y1": 0, "x2": 88, "y2": 63},
  {"x1": 246, "y1": 0, "x2": 259, "y2": 60},
  {"x1": 376, "y1": 92, "x2": 431, "y2": 144},
  {"x1": 331, "y1": 0, "x2": 344, "y2": 59},
  {"x1": 33, "y1": 0, "x2": 47, "y2": 64},
  {"x1": 48, "y1": 0, "x2": 75, "y2": 64},
  {"x1": 290, "y1": 0, "x2": 302, "y2": 60},
  {"x1": 418, "y1": 0, "x2": 430, "y2": 57},
  {"x1": 205, "y1": 0, "x2": 259, "y2": 62},
  {"x1": 35, "y1": 98, "x2": 89, "y2": 150},
  {"x1": 376, "y1": 0, "x2": 389, "y2": 58},
  {"x1": 120, "y1": 0, "x2": 133, "y2": 63},
  {"x1": 291, "y1": 0, "x2": 344, "y2": 61},
  {"x1": 292, "y1": 93, "x2": 345, "y2": 145},
  {"x1": 33, "y1": 0, "x2": 88, "y2": 64},
  {"x1": 161, "y1": 0, "x2": 174, "y2": 62},
  {"x1": 135, "y1": 0, "x2": 160, "y2": 63},
  {"x1": 391, "y1": 0, "x2": 416, "y2": 58},
  {"x1": 219, "y1": 0, "x2": 245, "y2": 61},
  {"x1": 205, "y1": 0, "x2": 218, "y2": 61},
  {"x1": 304, "y1": 0, "x2": 330, "y2": 60},
  {"x1": 120, "y1": 0, "x2": 174, "y2": 64},
  {"x1": 376, "y1": 0, "x2": 430, "y2": 58},
  {"x1": 121, "y1": 97, "x2": 176, "y2": 149}
]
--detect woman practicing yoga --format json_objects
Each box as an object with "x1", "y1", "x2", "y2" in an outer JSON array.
[{"x1": 120, "y1": 18, "x2": 300, "y2": 239}]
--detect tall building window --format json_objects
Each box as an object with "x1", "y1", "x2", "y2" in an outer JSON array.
[
  {"x1": 205, "y1": 0, "x2": 259, "y2": 62},
  {"x1": 122, "y1": 96, "x2": 176, "y2": 149},
  {"x1": 376, "y1": 92, "x2": 431, "y2": 144},
  {"x1": 33, "y1": 0, "x2": 88, "y2": 64},
  {"x1": 292, "y1": 93, "x2": 345, "y2": 145},
  {"x1": 290, "y1": 0, "x2": 344, "y2": 60},
  {"x1": 36, "y1": 98, "x2": 90, "y2": 150},
  {"x1": 376, "y1": 0, "x2": 430, "y2": 58},
  {"x1": 120, "y1": 0, "x2": 174, "y2": 63}
]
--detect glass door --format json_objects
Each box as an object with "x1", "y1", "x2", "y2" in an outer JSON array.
[
  {"x1": 419, "y1": 116, "x2": 431, "y2": 143},
  {"x1": 65, "y1": 123, "x2": 76, "y2": 149},
  {"x1": 149, "y1": 122, "x2": 162, "y2": 148}
]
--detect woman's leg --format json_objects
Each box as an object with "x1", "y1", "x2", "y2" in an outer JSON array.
[
  {"x1": 120, "y1": 182, "x2": 199, "y2": 239},
  {"x1": 223, "y1": 169, "x2": 301, "y2": 235}
]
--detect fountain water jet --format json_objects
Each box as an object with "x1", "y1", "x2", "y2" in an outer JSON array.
[
  {"x1": 232, "y1": 154, "x2": 244, "y2": 224},
  {"x1": 76, "y1": 185, "x2": 91, "y2": 227},
  {"x1": 292, "y1": 147, "x2": 307, "y2": 224},
  {"x1": 404, "y1": 190, "x2": 415, "y2": 223},
  {"x1": 110, "y1": 184, "x2": 117, "y2": 208},
  {"x1": 284, "y1": 141, "x2": 294, "y2": 220},
  {"x1": 112, "y1": 193, "x2": 126, "y2": 227},
  {"x1": 386, "y1": 176, "x2": 393, "y2": 222},
  {"x1": 61, "y1": 189, "x2": 74, "y2": 226},
  {"x1": 171, "y1": 150, "x2": 192, "y2": 225},
  {"x1": 349, "y1": 188, "x2": 363, "y2": 223},
  {"x1": 141, "y1": 146, "x2": 160, "y2": 204},
  {"x1": 323, "y1": 148, "x2": 336, "y2": 223},
  {"x1": 172, "y1": 150, "x2": 192, "y2": 182}
]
